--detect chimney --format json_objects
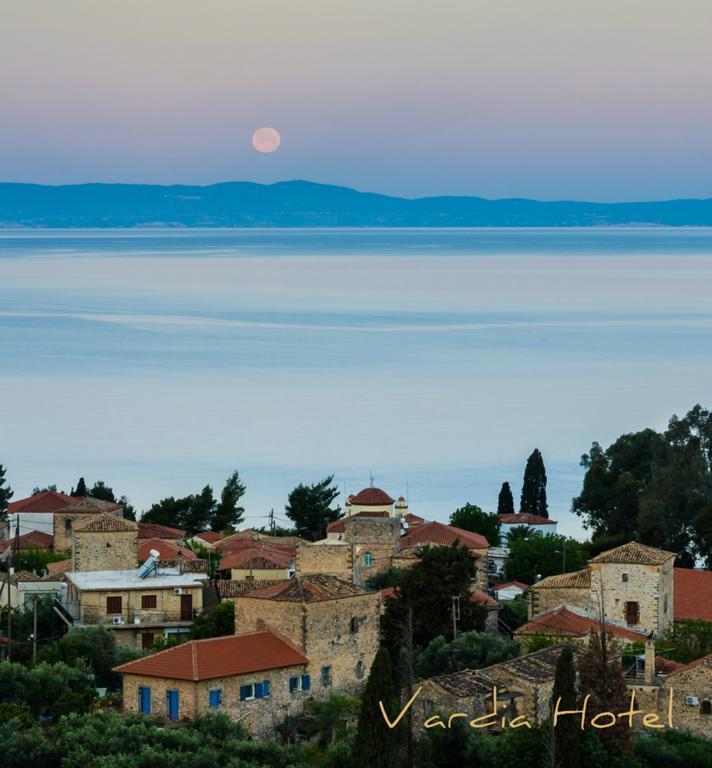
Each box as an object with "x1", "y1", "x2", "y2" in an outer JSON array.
[{"x1": 644, "y1": 637, "x2": 656, "y2": 685}]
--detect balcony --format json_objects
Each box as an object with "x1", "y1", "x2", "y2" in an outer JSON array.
[{"x1": 54, "y1": 601, "x2": 199, "y2": 628}]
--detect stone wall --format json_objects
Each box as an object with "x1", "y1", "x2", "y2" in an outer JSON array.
[
  {"x1": 295, "y1": 543, "x2": 353, "y2": 580},
  {"x1": 660, "y1": 664, "x2": 712, "y2": 740},
  {"x1": 72, "y1": 528, "x2": 138, "y2": 571},
  {"x1": 121, "y1": 664, "x2": 309, "y2": 738},
  {"x1": 232, "y1": 591, "x2": 380, "y2": 697},
  {"x1": 528, "y1": 586, "x2": 589, "y2": 619}
]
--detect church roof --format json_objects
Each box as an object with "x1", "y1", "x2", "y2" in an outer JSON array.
[{"x1": 349, "y1": 487, "x2": 395, "y2": 506}]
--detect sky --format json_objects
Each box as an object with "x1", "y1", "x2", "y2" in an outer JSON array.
[{"x1": 1, "y1": 0, "x2": 711, "y2": 200}]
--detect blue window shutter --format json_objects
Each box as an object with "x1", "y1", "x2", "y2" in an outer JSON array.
[
  {"x1": 263, "y1": 679, "x2": 270, "y2": 697},
  {"x1": 302, "y1": 674, "x2": 311, "y2": 691},
  {"x1": 240, "y1": 685, "x2": 247, "y2": 702},
  {"x1": 254, "y1": 682, "x2": 263, "y2": 699},
  {"x1": 209, "y1": 689, "x2": 221, "y2": 708},
  {"x1": 289, "y1": 676, "x2": 297, "y2": 692}
]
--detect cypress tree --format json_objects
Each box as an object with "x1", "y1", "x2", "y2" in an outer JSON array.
[
  {"x1": 0, "y1": 464, "x2": 13, "y2": 522},
  {"x1": 551, "y1": 645, "x2": 581, "y2": 768},
  {"x1": 71, "y1": 477, "x2": 88, "y2": 497},
  {"x1": 520, "y1": 449, "x2": 548, "y2": 518},
  {"x1": 353, "y1": 646, "x2": 399, "y2": 768},
  {"x1": 497, "y1": 481, "x2": 515, "y2": 516}
]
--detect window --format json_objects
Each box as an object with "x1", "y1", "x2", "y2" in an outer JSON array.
[
  {"x1": 209, "y1": 689, "x2": 223, "y2": 709},
  {"x1": 350, "y1": 617, "x2": 359, "y2": 634},
  {"x1": 701, "y1": 700, "x2": 712, "y2": 716},
  {"x1": 663, "y1": 594, "x2": 668, "y2": 613},
  {"x1": 141, "y1": 594, "x2": 157, "y2": 610},
  {"x1": 321, "y1": 666, "x2": 332, "y2": 686},
  {"x1": 364, "y1": 551, "x2": 374, "y2": 567},
  {"x1": 106, "y1": 596, "x2": 122, "y2": 614},
  {"x1": 625, "y1": 601, "x2": 640, "y2": 626},
  {"x1": 355, "y1": 661, "x2": 365, "y2": 679},
  {"x1": 141, "y1": 632, "x2": 155, "y2": 650},
  {"x1": 240, "y1": 680, "x2": 270, "y2": 701},
  {"x1": 289, "y1": 674, "x2": 311, "y2": 693},
  {"x1": 621, "y1": 573, "x2": 628, "y2": 583},
  {"x1": 424, "y1": 699, "x2": 434, "y2": 716},
  {"x1": 65, "y1": 518, "x2": 72, "y2": 534}
]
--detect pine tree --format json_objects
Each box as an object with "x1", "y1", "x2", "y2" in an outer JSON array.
[
  {"x1": 497, "y1": 481, "x2": 515, "y2": 516},
  {"x1": 520, "y1": 449, "x2": 548, "y2": 518},
  {"x1": 182, "y1": 485, "x2": 216, "y2": 535},
  {"x1": 550, "y1": 645, "x2": 581, "y2": 768},
  {"x1": 0, "y1": 464, "x2": 13, "y2": 522},
  {"x1": 89, "y1": 480, "x2": 116, "y2": 503},
  {"x1": 285, "y1": 476, "x2": 341, "y2": 540},
  {"x1": 211, "y1": 471, "x2": 246, "y2": 532},
  {"x1": 71, "y1": 477, "x2": 88, "y2": 497},
  {"x1": 353, "y1": 647, "x2": 399, "y2": 768}
]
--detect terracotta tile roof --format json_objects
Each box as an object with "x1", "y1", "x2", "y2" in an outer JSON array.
[
  {"x1": 73, "y1": 513, "x2": 137, "y2": 533},
  {"x1": 403, "y1": 513, "x2": 426, "y2": 525},
  {"x1": 194, "y1": 531, "x2": 223, "y2": 544},
  {"x1": 673, "y1": 567, "x2": 712, "y2": 622},
  {"x1": 138, "y1": 538, "x2": 197, "y2": 562},
  {"x1": 588, "y1": 541, "x2": 675, "y2": 566},
  {"x1": 238, "y1": 574, "x2": 372, "y2": 602},
  {"x1": 215, "y1": 579, "x2": 285, "y2": 598},
  {"x1": 400, "y1": 520, "x2": 489, "y2": 550},
  {"x1": 47, "y1": 558, "x2": 72, "y2": 576},
  {"x1": 0, "y1": 531, "x2": 54, "y2": 553},
  {"x1": 514, "y1": 606, "x2": 647, "y2": 642},
  {"x1": 349, "y1": 487, "x2": 395, "y2": 506},
  {"x1": 676, "y1": 653, "x2": 712, "y2": 673},
  {"x1": 484, "y1": 644, "x2": 582, "y2": 683},
  {"x1": 215, "y1": 530, "x2": 308, "y2": 550},
  {"x1": 137, "y1": 522, "x2": 186, "y2": 539},
  {"x1": 494, "y1": 581, "x2": 529, "y2": 591},
  {"x1": 8, "y1": 491, "x2": 74, "y2": 514},
  {"x1": 219, "y1": 542, "x2": 294, "y2": 571},
  {"x1": 430, "y1": 667, "x2": 499, "y2": 697},
  {"x1": 113, "y1": 629, "x2": 308, "y2": 681},
  {"x1": 655, "y1": 656, "x2": 685, "y2": 675},
  {"x1": 380, "y1": 586, "x2": 399, "y2": 601},
  {"x1": 326, "y1": 511, "x2": 390, "y2": 534},
  {"x1": 530, "y1": 568, "x2": 591, "y2": 590},
  {"x1": 498, "y1": 513, "x2": 557, "y2": 525},
  {"x1": 58, "y1": 497, "x2": 122, "y2": 514},
  {"x1": 470, "y1": 590, "x2": 500, "y2": 608}
]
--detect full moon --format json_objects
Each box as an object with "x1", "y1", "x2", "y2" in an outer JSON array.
[{"x1": 252, "y1": 127, "x2": 281, "y2": 153}]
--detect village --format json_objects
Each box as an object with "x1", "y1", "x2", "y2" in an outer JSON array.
[{"x1": 2, "y1": 453, "x2": 712, "y2": 768}]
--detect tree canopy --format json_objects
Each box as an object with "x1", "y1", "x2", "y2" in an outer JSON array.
[
  {"x1": 573, "y1": 404, "x2": 712, "y2": 566},
  {"x1": 520, "y1": 448, "x2": 548, "y2": 518},
  {"x1": 414, "y1": 631, "x2": 520, "y2": 678},
  {"x1": 211, "y1": 470, "x2": 246, "y2": 532},
  {"x1": 285, "y1": 475, "x2": 341, "y2": 540},
  {"x1": 449, "y1": 503, "x2": 500, "y2": 546},
  {"x1": 0, "y1": 464, "x2": 13, "y2": 522},
  {"x1": 504, "y1": 533, "x2": 587, "y2": 585},
  {"x1": 497, "y1": 481, "x2": 515, "y2": 516}
]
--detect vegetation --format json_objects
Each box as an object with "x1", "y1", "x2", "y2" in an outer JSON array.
[
  {"x1": 189, "y1": 601, "x2": 235, "y2": 639},
  {"x1": 211, "y1": 470, "x2": 246, "y2": 531},
  {"x1": 659, "y1": 619, "x2": 712, "y2": 664},
  {"x1": 0, "y1": 463, "x2": 13, "y2": 521},
  {"x1": 504, "y1": 532, "x2": 587, "y2": 585},
  {"x1": 1, "y1": 596, "x2": 65, "y2": 664},
  {"x1": 16, "y1": 546, "x2": 71, "y2": 574},
  {"x1": 498, "y1": 596, "x2": 529, "y2": 631},
  {"x1": 550, "y1": 645, "x2": 581, "y2": 768},
  {"x1": 414, "y1": 631, "x2": 520, "y2": 678},
  {"x1": 573, "y1": 404, "x2": 712, "y2": 566},
  {"x1": 520, "y1": 448, "x2": 548, "y2": 518},
  {"x1": 285, "y1": 475, "x2": 341, "y2": 540},
  {"x1": 449, "y1": 503, "x2": 501, "y2": 546},
  {"x1": 497, "y1": 481, "x2": 514, "y2": 516}
]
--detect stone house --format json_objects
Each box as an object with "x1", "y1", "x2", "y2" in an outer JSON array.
[
  {"x1": 114, "y1": 629, "x2": 310, "y2": 737},
  {"x1": 527, "y1": 542, "x2": 676, "y2": 638},
  {"x1": 53, "y1": 497, "x2": 123, "y2": 551},
  {"x1": 71, "y1": 513, "x2": 139, "y2": 572},
  {"x1": 232, "y1": 574, "x2": 380, "y2": 697},
  {"x1": 498, "y1": 512, "x2": 558, "y2": 537},
  {"x1": 217, "y1": 541, "x2": 295, "y2": 581},
  {"x1": 658, "y1": 654, "x2": 712, "y2": 739},
  {"x1": 514, "y1": 605, "x2": 648, "y2": 648},
  {"x1": 61, "y1": 566, "x2": 207, "y2": 649}
]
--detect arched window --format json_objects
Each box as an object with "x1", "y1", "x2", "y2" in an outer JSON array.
[{"x1": 364, "y1": 551, "x2": 374, "y2": 567}]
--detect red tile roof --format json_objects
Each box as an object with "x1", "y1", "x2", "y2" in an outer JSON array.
[
  {"x1": 219, "y1": 543, "x2": 294, "y2": 571},
  {"x1": 137, "y1": 522, "x2": 186, "y2": 539},
  {"x1": 674, "y1": 567, "x2": 712, "y2": 622},
  {"x1": 349, "y1": 487, "x2": 395, "y2": 506},
  {"x1": 494, "y1": 580, "x2": 529, "y2": 591},
  {"x1": 138, "y1": 538, "x2": 197, "y2": 562},
  {"x1": 498, "y1": 513, "x2": 557, "y2": 525},
  {"x1": 73, "y1": 514, "x2": 137, "y2": 533},
  {"x1": 194, "y1": 531, "x2": 223, "y2": 544},
  {"x1": 404, "y1": 513, "x2": 426, "y2": 525},
  {"x1": 589, "y1": 541, "x2": 675, "y2": 565},
  {"x1": 8, "y1": 491, "x2": 75, "y2": 514},
  {"x1": 400, "y1": 520, "x2": 489, "y2": 550},
  {"x1": 470, "y1": 590, "x2": 500, "y2": 608},
  {"x1": 0, "y1": 530, "x2": 54, "y2": 552},
  {"x1": 47, "y1": 558, "x2": 72, "y2": 576},
  {"x1": 326, "y1": 510, "x2": 390, "y2": 534},
  {"x1": 514, "y1": 606, "x2": 647, "y2": 642},
  {"x1": 239, "y1": 574, "x2": 372, "y2": 602},
  {"x1": 655, "y1": 656, "x2": 685, "y2": 675},
  {"x1": 113, "y1": 630, "x2": 308, "y2": 681},
  {"x1": 676, "y1": 653, "x2": 712, "y2": 673}
]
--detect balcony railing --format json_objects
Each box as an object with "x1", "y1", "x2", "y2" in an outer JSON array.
[{"x1": 56, "y1": 602, "x2": 199, "y2": 627}]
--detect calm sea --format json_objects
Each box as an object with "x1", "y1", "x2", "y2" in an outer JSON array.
[{"x1": 2, "y1": 227, "x2": 712, "y2": 537}]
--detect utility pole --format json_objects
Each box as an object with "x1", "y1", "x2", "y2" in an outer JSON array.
[
  {"x1": 268, "y1": 508, "x2": 275, "y2": 535},
  {"x1": 451, "y1": 595, "x2": 460, "y2": 640},
  {"x1": 32, "y1": 594, "x2": 38, "y2": 662}
]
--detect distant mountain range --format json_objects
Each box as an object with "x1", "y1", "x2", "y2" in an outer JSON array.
[{"x1": 1, "y1": 180, "x2": 712, "y2": 227}]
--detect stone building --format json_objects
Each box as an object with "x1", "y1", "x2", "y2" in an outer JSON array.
[
  {"x1": 527, "y1": 542, "x2": 676, "y2": 637},
  {"x1": 53, "y1": 497, "x2": 123, "y2": 551},
  {"x1": 217, "y1": 540, "x2": 295, "y2": 581},
  {"x1": 232, "y1": 574, "x2": 380, "y2": 697},
  {"x1": 61, "y1": 565, "x2": 206, "y2": 649},
  {"x1": 71, "y1": 513, "x2": 139, "y2": 572},
  {"x1": 659, "y1": 654, "x2": 712, "y2": 739},
  {"x1": 344, "y1": 486, "x2": 402, "y2": 517},
  {"x1": 114, "y1": 629, "x2": 310, "y2": 737}
]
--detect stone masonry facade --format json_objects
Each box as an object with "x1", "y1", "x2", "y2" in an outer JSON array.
[{"x1": 71, "y1": 514, "x2": 139, "y2": 572}]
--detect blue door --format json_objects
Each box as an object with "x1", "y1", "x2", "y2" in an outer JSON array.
[
  {"x1": 167, "y1": 690, "x2": 179, "y2": 721},
  {"x1": 138, "y1": 686, "x2": 151, "y2": 715}
]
